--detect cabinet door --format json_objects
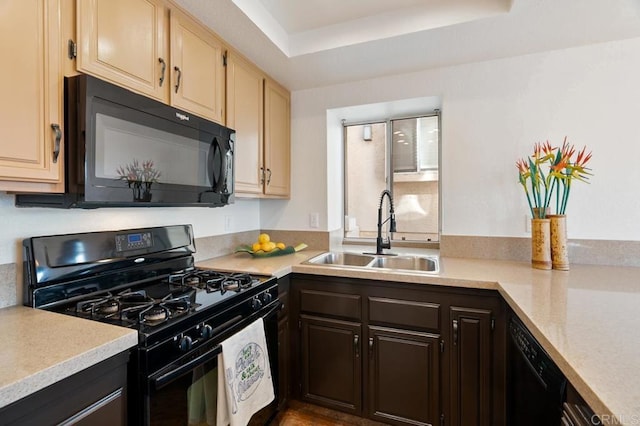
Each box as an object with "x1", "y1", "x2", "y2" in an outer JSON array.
[
  {"x1": 367, "y1": 326, "x2": 440, "y2": 426},
  {"x1": 277, "y1": 316, "x2": 290, "y2": 410},
  {"x1": 170, "y1": 9, "x2": 224, "y2": 123},
  {"x1": 449, "y1": 306, "x2": 493, "y2": 426},
  {"x1": 226, "y1": 52, "x2": 264, "y2": 195},
  {"x1": 300, "y1": 315, "x2": 362, "y2": 415},
  {"x1": 264, "y1": 78, "x2": 290, "y2": 197},
  {"x1": 0, "y1": 0, "x2": 63, "y2": 189},
  {"x1": 77, "y1": 0, "x2": 168, "y2": 101}
]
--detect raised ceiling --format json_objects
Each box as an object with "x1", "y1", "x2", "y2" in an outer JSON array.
[
  {"x1": 232, "y1": 0, "x2": 513, "y2": 56},
  {"x1": 174, "y1": 0, "x2": 640, "y2": 90}
]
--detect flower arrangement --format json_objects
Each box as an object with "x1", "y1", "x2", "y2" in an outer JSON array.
[
  {"x1": 116, "y1": 159, "x2": 161, "y2": 184},
  {"x1": 516, "y1": 137, "x2": 592, "y2": 219},
  {"x1": 116, "y1": 159, "x2": 161, "y2": 202}
]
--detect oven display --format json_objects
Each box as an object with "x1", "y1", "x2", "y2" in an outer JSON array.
[{"x1": 115, "y1": 231, "x2": 153, "y2": 251}]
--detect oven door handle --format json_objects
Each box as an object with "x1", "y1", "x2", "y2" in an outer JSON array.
[
  {"x1": 151, "y1": 301, "x2": 281, "y2": 390},
  {"x1": 151, "y1": 343, "x2": 223, "y2": 390}
]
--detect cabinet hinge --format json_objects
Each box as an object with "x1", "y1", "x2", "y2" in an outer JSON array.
[
  {"x1": 223, "y1": 50, "x2": 227, "y2": 67},
  {"x1": 440, "y1": 339, "x2": 444, "y2": 353},
  {"x1": 440, "y1": 413, "x2": 445, "y2": 426},
  {"x1": 491, "y1": 318, "x2": 495, "y2": 331},
  {"x1": 68, "y1": 39, "x2": 77, "y2": 59}
]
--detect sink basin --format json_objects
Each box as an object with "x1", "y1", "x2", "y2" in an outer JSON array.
[
  {"x1": 306, "y1": 252, "x2": 375, "y2": 267},
  {"x1": 304, "y1": 252, "x2": 439, "y2": 274},
  {"x1": 370, "y1": 255, "x2": 439, "y2": 273}
]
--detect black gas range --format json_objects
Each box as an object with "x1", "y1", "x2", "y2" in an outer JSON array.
[{"x1": 22, "y1": 224, "x2": 280, "y2": 425}]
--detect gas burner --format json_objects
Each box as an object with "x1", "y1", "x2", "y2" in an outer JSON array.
[
  {"x1": 221, "y1": 273, "x2": 254, "y2": 292},
  {"x1": 118, "y1": 289, "x2": 150, "y2": 303},
  {"x1": 96, "y1": 300, "x2": 120, "y2": 315},
  {"x1": 141, "y1": 305, "x2": 169, "y2": 323},
  {"x1": 76, "y1": 295, "x2": 120, "y2": 318}
]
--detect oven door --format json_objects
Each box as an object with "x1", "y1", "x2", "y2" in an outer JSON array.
[{"x1": 145, "y1": 302, "x2": 279, "y2": 425}]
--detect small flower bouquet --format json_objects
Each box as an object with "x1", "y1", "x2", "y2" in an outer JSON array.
[
  {"x1": 516, "y1": 138, "x2": 592, "y2": 219},
  {"x1": 117, "y1": 159, "x2": 161, "y2": 184},
  {"x1": 117, "y1": 159, "x2": 161, "y2": 202}
]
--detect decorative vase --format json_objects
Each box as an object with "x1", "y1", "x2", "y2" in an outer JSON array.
[
  {"x1": 549, "y1": 214, "x2": 569, "y2": 271},
  {"x1": 531, "y1": 218, "x2": 552, "y2": 270}
]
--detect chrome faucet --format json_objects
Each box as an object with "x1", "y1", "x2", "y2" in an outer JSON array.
[{"x1": 375, "y1": 189, "x2": 397, "y2": 255}]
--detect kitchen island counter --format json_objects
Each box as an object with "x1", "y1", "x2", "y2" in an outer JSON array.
[
  {"x1": 199, "y1": 250, "x2": 640, "y2": 425},
  {"x1": 0, "y1": 305, "x2": 137, "y2": 409}
]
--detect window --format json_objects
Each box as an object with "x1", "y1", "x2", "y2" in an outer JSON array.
[{"x1": 344, "y1": 113, "x2": 440, "y2": 244}]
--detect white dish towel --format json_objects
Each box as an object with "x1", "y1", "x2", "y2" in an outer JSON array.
[{"x1": 216, "y1": 318, "x2": 275, "y2": 426}]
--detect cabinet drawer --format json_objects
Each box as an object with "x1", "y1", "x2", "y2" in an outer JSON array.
[
  {"x1": 300, "y1": 289, "x2": 361, "y2": 320},
  {"x1": 368, "y1": 296, "x2": 440, "y2": 331}
]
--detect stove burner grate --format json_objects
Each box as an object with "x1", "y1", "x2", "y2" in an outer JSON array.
[
  {"x1": 72, "y1": 287, "x2": 197, "y2": 326},
  {"x1": 168, "y1": 270, "x2": 257, "y2": 294}
]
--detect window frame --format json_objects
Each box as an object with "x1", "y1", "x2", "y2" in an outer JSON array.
[{"x1": 342, "y1": 110, "x2": 441, "y2": 247}]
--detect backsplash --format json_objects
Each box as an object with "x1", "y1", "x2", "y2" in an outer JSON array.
[
  {"x1": 4, "y1": 231, "x2": 635, "y2": 308},
  {"x1": 0, "y1": 229, "x2": 332, "y2": 309},
  {"x1": 440, "y1": 235, "x2": 640, "y2": 268}
]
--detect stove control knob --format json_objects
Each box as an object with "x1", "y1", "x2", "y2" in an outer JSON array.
[
  {"x1": 177, "y1": 334, "x2": 193, "y2": 352},
  {"x1": 251, "y1": 297, "x2": 263, "y2": 311},
  {"x1": 261, "y1": 292, "x2": 273, "y2": 304},
  {"x1": 200, "y1": 324, "x2": 214, "y2": 339}
]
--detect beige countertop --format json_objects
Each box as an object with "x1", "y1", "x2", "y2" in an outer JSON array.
[
  {"x1": 198, "y1": 249, "x2": 640, "y2": 425},
  {"x1": 0, "y1": 306, "x2": 138, "y2": 409}
]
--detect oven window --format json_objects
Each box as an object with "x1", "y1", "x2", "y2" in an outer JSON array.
[
  {"x1": 95, "y1": 113, "x2": 212, "y2": 187},
  {"x1": 150, "y1": 360, "x2": 219, "y2": 426}
]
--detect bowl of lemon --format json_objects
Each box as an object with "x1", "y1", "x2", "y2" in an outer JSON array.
[{"x1": 236, "y1": 233, "x2": 307, "y2": 257}]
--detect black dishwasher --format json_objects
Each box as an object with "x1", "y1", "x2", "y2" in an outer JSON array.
[{"x1": 508, "y1": 316, "x2": 567, "y2": 426}]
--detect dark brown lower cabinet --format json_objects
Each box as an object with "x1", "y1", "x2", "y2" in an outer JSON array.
[
  {"x1": 300, "y1": 314, "x2": 362, "y2": 415},
  {"x1": 291, "y1": 274, "x2": 506, "y2": 426},
  {"x1": 0, "y1": 351, "x2": 129, "y2": 426},
  {"x1": 367, "y1": 326, "x2": 440, "y2": 426},
  {"x1": 278, "y1": 315, "x2": 291, "y2": 410},
  {"x1": 449, "y1": 306, "x2": 493, "y2": 426}
]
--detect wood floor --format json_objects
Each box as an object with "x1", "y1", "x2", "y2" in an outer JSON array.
[{"x1": 269, "y1": 401, "x2": 389, "y2": 426}]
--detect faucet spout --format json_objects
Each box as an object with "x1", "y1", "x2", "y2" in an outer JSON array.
[{"x1": 376, "y1": 190, "x2": 397, "y2": 255}]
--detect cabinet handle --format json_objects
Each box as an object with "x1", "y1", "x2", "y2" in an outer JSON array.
[
  {"x1": 174, "y1": 66, "x2": 182, "y2": 93},
  {"x1": 51, "y1": 123, "x2": 61, "y2": 163},
  {"x1": 368, "y1": 337, "x2": 374, "y2": 352},
  {"x1": 266, "y1": 168, "x2": 272, "y2": 185},
  {"x1": 260, "y1": 167, "x2": 265, "y2": 185},
  {"x1": 453, "y1": 319, "x2": 458, "y2": 345},
  {"x1": 354, "y1": 334, "x2": 360, "y2": 358},
  {"x1": 158, "y1": 58, "x2": 166, "y2": 86}
]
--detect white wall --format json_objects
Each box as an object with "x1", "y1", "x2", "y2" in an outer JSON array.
[
  {"x1": 283, "y1": 36, "x2": 640, "y2": 241},
  {"x1": 0, "y1": 193, "x2": 260, "y2": 265}
]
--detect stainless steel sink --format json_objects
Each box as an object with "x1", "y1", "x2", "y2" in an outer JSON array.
[
  {"x1": 306, "y1": 252, "x2": 376, "y2": 267},
  {"x1": 304, "y1": 252, "x2": 439, "y2": 274},
  {"x1": 370, "y1": 255, "x2": 439, "y2": 273}
]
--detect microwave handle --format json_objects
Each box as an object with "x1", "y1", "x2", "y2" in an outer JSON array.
[{"x1": 209, "y1": 137, "x2": 227, "y2": 192}]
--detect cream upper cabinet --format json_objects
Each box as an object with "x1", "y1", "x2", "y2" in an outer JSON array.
[
  {"x1": 226, "y1": 52, "x2": 291, "y2": 198},
  {"x1": 0, "y1": 0, "x2": 63, "y2": 191},
  {"x1": 170, "y1": 9, "x2": 224, "y2": 123},
  {"x1": 77, "y1": 0, "x2": 168, "y2": 102},
  {"x1": 264, "y1": 78, "x2": 291, "y2": 198},
  {"x1": 226, "y1": 51, "x2": 264, "y2": 195}
]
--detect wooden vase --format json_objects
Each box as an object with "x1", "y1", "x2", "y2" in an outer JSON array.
[
  {"x1": 531, "y1": 218, "x2": 552, "y2": 270},
  {"x1": 549, "y1": 214, "x2": 569, "y2": 271}
]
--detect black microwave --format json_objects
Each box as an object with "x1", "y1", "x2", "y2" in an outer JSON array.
[{"x1": 16, "y1": 74, "x2": 234, "y2": 208}]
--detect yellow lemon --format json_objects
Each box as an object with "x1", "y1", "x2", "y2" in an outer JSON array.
[
  {"x1": 252, "y1": 242, "x2": 261, "y2": 252},
  {"x1": 276, "y1": 242, "x2": 286, "y2": 250},
  {"x1": 258, "y1": 233, "x2": 270, "y2": 244},
  {"x1": 261, "y1": 241, "x2": 276, "y2": 252}
]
